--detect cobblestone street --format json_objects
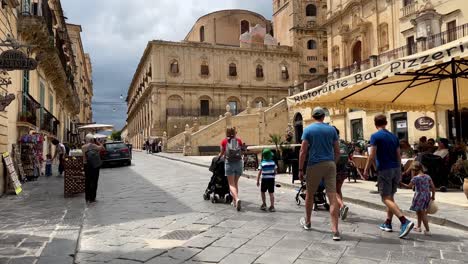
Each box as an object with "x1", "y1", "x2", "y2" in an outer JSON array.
[{"x1": 1, "y1": 152, "x2": 468, "y2": 264}]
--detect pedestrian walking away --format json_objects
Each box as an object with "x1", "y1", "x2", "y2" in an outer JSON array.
[
  {"x1": 364, "y1": 114, "x2": 415, "y2": 239},
  {"x1": 256, "y1": 148, "x2": 277, "y2": 212},
  {"x1": 298, "y1": 107, "x2": 341, "y2": 241},
  {"x1": 219, "y1": 127, "x2": 244, "y2": 211},
  {"x1": 52, "y1": 139, "x2": 66, "y2": 177},
  {"x1": 334, "y1": 127, "x2": 350, "y2": 221},
  {"x1": 82, "y1": 133, "x2": 104, "y2": 203},
  {"x1": 401, "y1": 161, "x2": 436, "y2": 236}
]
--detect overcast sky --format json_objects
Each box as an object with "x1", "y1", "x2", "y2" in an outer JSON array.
[{"x1": 61, "y1": 0, "x2": 273, "y2": 130}]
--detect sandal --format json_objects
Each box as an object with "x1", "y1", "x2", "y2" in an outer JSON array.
[{"x1": 413, "y1": 227, "x2": 422, "y2": 232}]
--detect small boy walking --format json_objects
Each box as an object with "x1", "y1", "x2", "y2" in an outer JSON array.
[
  {"x1": 45, "y1": 154, "x2": 52, "y2": 177},
  {"x1": 401, "y1": 161, "x2": 436, "y2": 236},
  {"x1": 256, "y1": 149, "x2": 277, "y2": 212}
]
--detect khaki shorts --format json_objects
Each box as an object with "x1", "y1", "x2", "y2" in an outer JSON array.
[{"x1": 306, "y1": 161, "x2": 337, "y2": 201}]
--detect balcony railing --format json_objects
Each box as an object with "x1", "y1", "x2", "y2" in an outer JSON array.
[
  {"x1": 401, "y1": 1, "x2": 418, "y2": 18},
  {"x1": 20, "y1": 0, "x2": 54, "y2": 36},
  {"x1": 166, "y1": 108, "x2": 241, "y2": 117},
  {"x1": 40, "y1": 108, "x2": 59, "y2": 136},
  {"x1": 18, "y1": 92, "x2": 40, "y2": 127},
  {"x1": 326, "y1": 23, "x2": 468, "y2": 82}
]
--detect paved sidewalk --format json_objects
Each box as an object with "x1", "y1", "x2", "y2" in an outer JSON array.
[
  {"x1": 0, "y1": 176, "x2": 86, "y2": 264},
  {"x1": 154, "y1": 152, "x2": 468, "y2": 231}
]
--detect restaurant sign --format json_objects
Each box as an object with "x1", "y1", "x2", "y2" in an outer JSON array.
[
  {"x1": 0, "y1": 49, "x2": 37, "y2": 71},
  {"x1": 415, "y1": 116, "x2": 435, "y2": 131}
]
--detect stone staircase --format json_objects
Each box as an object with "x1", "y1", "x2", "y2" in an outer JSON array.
[{"x1": 164, "y1": 100, "x2": 289, "y2": 156}]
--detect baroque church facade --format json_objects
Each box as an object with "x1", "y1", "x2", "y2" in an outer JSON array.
[{"x1": 126, "y1": 2, "x2": 327, "y2": 147}]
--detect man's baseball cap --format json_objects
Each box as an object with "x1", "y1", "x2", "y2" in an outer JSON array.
[{"x1": 312, "y1": 107, "x2": 326, "y2": 118}]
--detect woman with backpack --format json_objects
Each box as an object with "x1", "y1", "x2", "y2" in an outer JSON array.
[
  {"x1": 219, "y1": 127, "x2": 244, "y2": 211},
  {"x1": 82, "y1": 133, "x2": 104, "y2": 203}
]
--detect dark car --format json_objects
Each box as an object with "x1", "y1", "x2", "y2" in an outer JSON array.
[{"x1": 102, "y1": 142, "x2": 131, "y2": 166}]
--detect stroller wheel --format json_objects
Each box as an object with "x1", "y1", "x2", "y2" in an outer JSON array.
[
  {"x1": 324, "y1": 203, "x2": 330, "y2": 211},
  {"x1": 296, "y1": 198, "x2": 301, "y2": 206},
  {"x1": 203, "y1": 193, "x2": 209, "y2": 200},
  {"x1": 210, "y1": 194, "x2": 216, "y2": 203}
]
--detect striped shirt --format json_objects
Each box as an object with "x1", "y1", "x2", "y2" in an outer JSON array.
[{"x1": 258, "y1": 160, "x2": 277, "y2": 179}]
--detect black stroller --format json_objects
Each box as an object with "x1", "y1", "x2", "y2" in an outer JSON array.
[
  {"x1": 203, "y1": 157, "x2": 232, "y2": 204},
  {"x1": 295, "y1": 180, "x2": 330, "y2": 211}
]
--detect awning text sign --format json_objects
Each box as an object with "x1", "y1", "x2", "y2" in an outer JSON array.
[{"x1": 288, "y1": 39, "x2": 468, "y2": 106}]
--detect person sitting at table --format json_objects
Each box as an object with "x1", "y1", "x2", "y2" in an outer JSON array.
[
  {"x1": 433, "y1": 138, "x2": 449, "y2": 159},
  {"x1": 353, "y1": 144, "x2": 363, "y2": 156},
  {"x1": 400, "y1": 140, "x2": 415, "y2": 159}
]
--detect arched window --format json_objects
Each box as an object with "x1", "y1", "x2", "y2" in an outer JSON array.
[
  {"x1": 200, "y1": 62, "x2": 209, "y2": 76},
  {"x1": 229, "y1": 63, "x2": 237, "y2": 77},
  {"x1": 281, "y1": 65, "x2": 289, "y2": 80},
  {"x1": 200, "y1": 26, "x2": 205, "y2": 42},
  {"x1": 309, "y1": 68, "x2": 317, "y2": 74},
  {"x1": 241, "y1": 20, "x2": 250, "y2": 34},
  {"x1": 170, "y1": 60, "x2": 179, "y2": 74},
  {"x1": 306, "y1": 4, "x2": 317, "y2": 16},
  {"x1": 256, "y1": 65, "x2": 264, "y2": 78},
  {"x1": 307, "y1": 40, "x2": 317, "y2": 49}
]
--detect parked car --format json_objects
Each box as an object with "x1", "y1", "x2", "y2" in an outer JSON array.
[{"x1": 101, "y1": 142, "x2": 131, "y2": 166}]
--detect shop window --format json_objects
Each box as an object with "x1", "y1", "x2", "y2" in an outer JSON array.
[
  {"x1": 281, "y1": 66, "x2": 289, "y2": 80},
  {"x1": 200, "y1": 100, "x2": 209, "y2": 116},
  {"x1": 309, "y1": 68, "x2": 317, "y2": 74},
  {"x1": 256, "y1": 65, "x2": 264, "y2": 78},
  {"x1": 229, "y1": 63, "x2": 237, "y2": 77},
  {"x1": 351, "y1": 119, "x2": 363, "y2": 141},
  {"x1": 407, "y1": 36, "x2": 416, "y2": 55},
  {"x1": 391, "y1": 113, "x2": 408, "y2": 141},
  {"x1": 200, "y1": 26, "x2": 205, "y2": 42},
  {"x1": 201, "y1": 62, "x2": 209, "y2": 76},
  {"x1": 170, "y1": 60, "x2": 179, "y2": 74},
  {"x1": 241, "y1": 20, "x2": 250, "y2": 34},
  {"x1": 306, "y1": 4, "x2": 317, "y2": 16},
  {"x1": 307, "y1": 39, "x2": 317, "y2": 49}
]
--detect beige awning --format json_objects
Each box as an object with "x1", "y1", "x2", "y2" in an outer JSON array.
[{"x1": 287, "y1": 36, "x2": 468, "y2": 112}]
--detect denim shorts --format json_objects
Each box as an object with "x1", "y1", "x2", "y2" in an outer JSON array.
[{"x1": 225, "y1": 160, "x2": 243, "y2": 177}]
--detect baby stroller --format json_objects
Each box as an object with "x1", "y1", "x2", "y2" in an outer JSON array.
[
  {"x1": 203, "y1": 156, "x2": 232, "y2": 204},
  {"x1": 295, "y1": 180, "x2": 330, "y2": 211}
]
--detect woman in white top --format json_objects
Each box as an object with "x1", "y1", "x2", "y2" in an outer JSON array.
[{"x1": 433, "y1": 138, "x2": 449, "y2": 159}]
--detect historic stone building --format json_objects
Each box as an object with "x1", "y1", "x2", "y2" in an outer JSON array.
[
  {"x1": 0, "y1": 0, "x2": 93, "y2": 194},
  {"x1": 126, "y1": 10, "x2": 300, "y2": 148},
  {"x1": 289, "y1": 0, "x2": 468, "y2": 143}
]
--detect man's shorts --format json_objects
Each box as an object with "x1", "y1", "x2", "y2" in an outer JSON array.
[
  {"x1": 378, "y1": 167, "x2": 401, "y2": 197},
  {"x1": 306, "y1": 161, "x2": 337, "y2": 195},
  {"x1": 225, "y1": 160, "x2": 243, "y2": 177},
  {"x1": 261, "y1": 178, "x2": 275, "y2": 193}
]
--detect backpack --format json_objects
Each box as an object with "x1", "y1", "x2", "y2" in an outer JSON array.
[
  {"x1": 226, "y1": 138, "x2": 242, "y2": 162},
  {"x1": 86, "y1": 148, "x2": 102, "y2": 169}
]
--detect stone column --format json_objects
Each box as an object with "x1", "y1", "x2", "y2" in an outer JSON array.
[
  {"x1": 183, "y1": 124, "x2": 192, "y2": 156},
  {"x1": 162, "y1": 131, "x2": 168, "y2": 152},
  {"x1": 193, "y1": 117, "x2": 200, "y2": 132},
  {"x1": 258, "y1": 109, "x2": 266, "y2": 145}
]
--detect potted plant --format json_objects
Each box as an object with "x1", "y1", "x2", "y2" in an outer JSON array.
[{"x1": 269, "y1": 134, "x2": 286, "y2": 173}]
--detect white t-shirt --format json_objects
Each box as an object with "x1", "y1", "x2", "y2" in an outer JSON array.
[
  {"x1": 56, "y1": 143, "x2": 66, "y2": 155},
  {"x1": 433, "y1": 148, "x2": 449, "y2": 159}
]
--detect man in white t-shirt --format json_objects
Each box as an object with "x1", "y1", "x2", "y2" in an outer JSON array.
[{"x1": 52, "y1": 139, "x2": 66, "y2": 176}]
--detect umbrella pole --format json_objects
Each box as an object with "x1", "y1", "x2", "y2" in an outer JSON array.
[{"x1": 451, "y1": 59, "x2": 462, "y2": 142}]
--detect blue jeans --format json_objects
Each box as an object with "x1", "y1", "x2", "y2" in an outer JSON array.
[{"x1": 45, "y1": 164, "x2": 52, "y2": 177}]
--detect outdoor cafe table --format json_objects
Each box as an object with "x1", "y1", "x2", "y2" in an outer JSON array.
[{"x1": 353, "y1": 155, "x2": 415, "y2": 173}]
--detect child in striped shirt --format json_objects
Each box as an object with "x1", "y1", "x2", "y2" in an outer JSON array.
[{"x1": 256, "y1": 149, "x2": 277, "y2": 212}]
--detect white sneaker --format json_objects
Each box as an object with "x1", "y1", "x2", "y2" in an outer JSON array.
[{"x1": 332, "y1": 232, "x2": 341, "y2": 241}]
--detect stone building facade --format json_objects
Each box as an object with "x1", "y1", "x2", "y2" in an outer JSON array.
[
  {"x1": 126, "y1": 10, "x2": 300, "y2": 148},
  {"x1": 289, "y1": 0, "x2": 468, "y2": 143},
  {"x1": 1, "y1": 0, "x2": 93, "y2": 195}
]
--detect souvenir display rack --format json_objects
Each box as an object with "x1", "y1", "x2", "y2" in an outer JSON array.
[
  {"x1": 19, "y1": 134, "x2": 44, "y2": 181},
  {"x1": 64, "y1": 156, "x2": 85, "y2": 197}
]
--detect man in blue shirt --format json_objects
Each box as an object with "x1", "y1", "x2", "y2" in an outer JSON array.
[
  {"x1": 298, "y1": 107, "x2": 341, "y2": 241},
  {"x1": 364, "y1": 114, "x2": 414, "y2": 239}
]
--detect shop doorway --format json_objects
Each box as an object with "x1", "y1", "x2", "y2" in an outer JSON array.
[
  {"x1": 391, "y1": 113, "x2": 408, "y2": 141},
  {"x1": 294, "y1": 113, "x2": 303, "y2": 143},
  {"x1": 351, "y1": 118, "x2": 363, "y2": 142},
  {"x1": 448, "y1": 108, "x2": 468, "y2": 141}
]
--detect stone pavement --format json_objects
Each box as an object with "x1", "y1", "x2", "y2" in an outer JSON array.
[
  {"x1": 2, "y1": 152, "x2": 468, "y2": 264},
  {"x1": 75, "y1": 152, "x2": 468, "y2": 263},
  {"x1": 0, "y1": 175, "x2": 85, "y2": 264},
  {"x1": 154, "y1": 152, "x2": 468, "y2": 232}
]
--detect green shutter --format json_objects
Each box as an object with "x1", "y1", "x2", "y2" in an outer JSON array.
[
  {"x1": 49, "y1": 94, "x2": 53, "y2": 114},
  {"x1": 22, "y1": 71, "x2": 29, "y2": 94}
]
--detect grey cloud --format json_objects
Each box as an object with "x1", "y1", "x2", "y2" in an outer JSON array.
[{"x1": 62, "y1": 0, "x2": 272, "y2": 130}]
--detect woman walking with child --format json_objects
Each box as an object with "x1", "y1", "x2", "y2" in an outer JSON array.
[
  {"x1": 219, "y1": 127, "x2": 244, "y2": 211},
  {"x1": 401, "y1": 161, "x2": 436, "y2": 235}
]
